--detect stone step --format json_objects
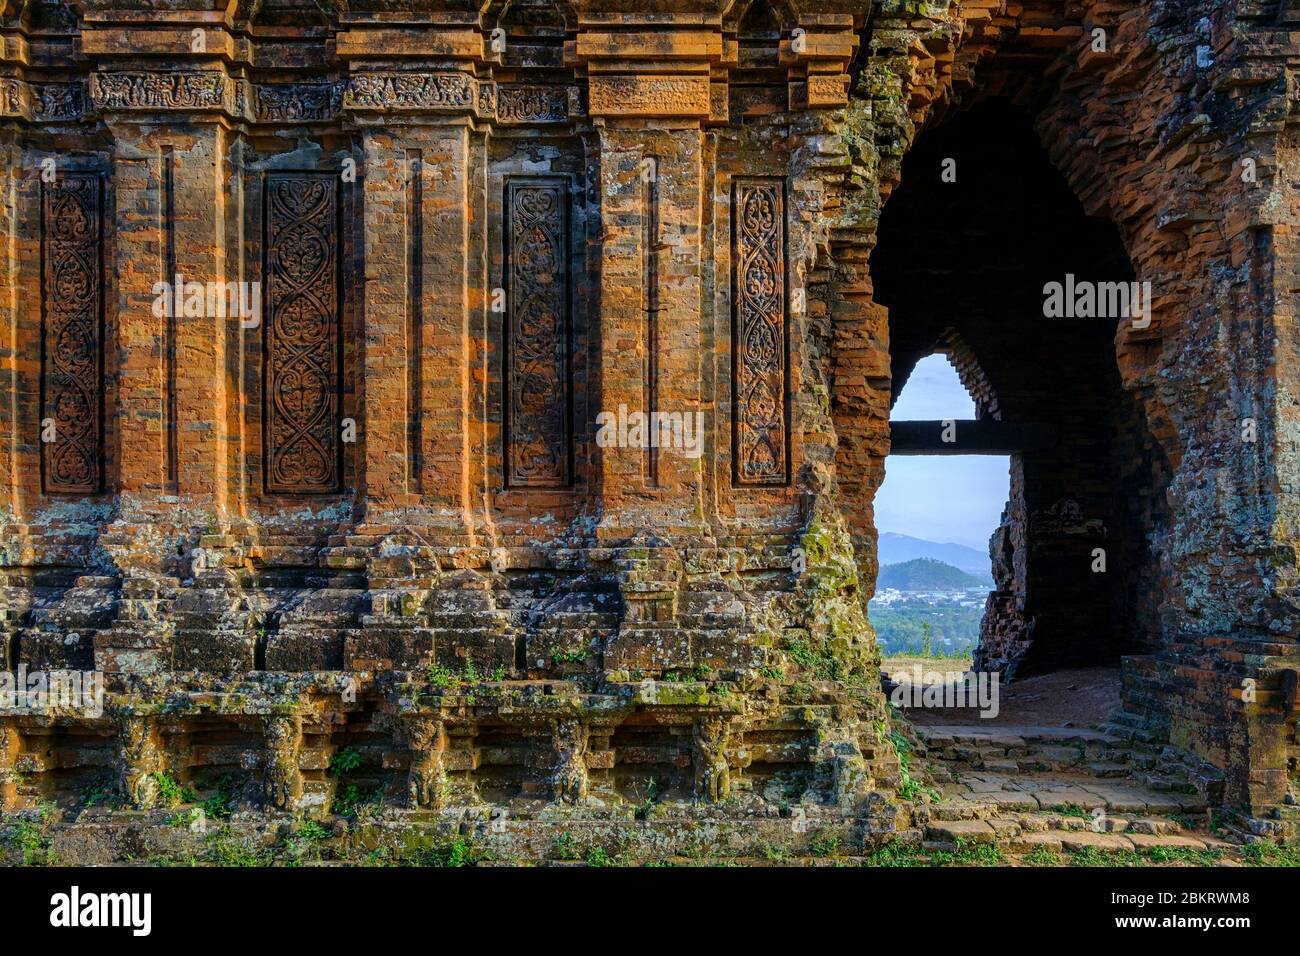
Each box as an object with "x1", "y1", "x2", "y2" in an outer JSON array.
[{"x1": 1005, "y1": 828, "x2": 1234, "y2": 854}]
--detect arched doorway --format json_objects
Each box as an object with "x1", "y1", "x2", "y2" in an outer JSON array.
[{"x1": 871, "y1": 100, "x2": 1171, "y2": 680}]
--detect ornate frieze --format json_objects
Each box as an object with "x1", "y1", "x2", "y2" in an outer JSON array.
[
  {"x1": 588, "y1": 75, "x2": 710, "y2": 117},
  {"x1": 255, "y1": 82, "x2": 344, "y2": 123},
  {"x1": 732, "y1": 180, "x2": 788, "y2": 486},
  {"x1": 42, "y1": 172, "x2": 104, "y2": 495},
  {"x1": 0, "y1": 80, "x2": 87, "y2": 121},
  {"x1": 90, "y1": 71, "x2": 228, "y2": 111},
  {"x1": 496, "y1": 84, "x2": 569, "y2": 124},
  {"x1": 343, "y1": 72, "x2": 485, "y2": 113},
  {"x1": 505, "y1": 177, "x2": 570, "y2": 488},
  {"x1": 264, "y1": 173, "x2": 341, "y2": 495},
  {"x1": 37, "y1": 82, "x2": 84, "y2": 120}
]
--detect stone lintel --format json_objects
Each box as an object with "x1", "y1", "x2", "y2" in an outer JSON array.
[
  {"x1": 81, "y1": 27, "x2": 240, "y2": 60},
  {"x1": 574, "y1": 30, "x2": 724, "y2": 61},
  {"x1": 335, "y1": 28, "x2": 486, "y2": 60},
  {"x1": 588, "y1": 73, "x2": 709, "y2": 117}
]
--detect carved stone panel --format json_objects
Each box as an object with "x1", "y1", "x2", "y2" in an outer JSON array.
[
  {"x1": 42, "y1": 172, "x2": 103, "y2": 494},
  {"x1": 732, "y1": 180, "x2": 788, "y2": 486},
  {"x1": 504, "y1": 177, "x2": 570, "y2": 488},
  {"x1": 263, "y1": 173, "x2": 340, "y2": 494}
]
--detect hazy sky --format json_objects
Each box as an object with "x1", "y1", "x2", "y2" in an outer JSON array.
[{"x1": 874, "y1": 354, "x2": 1010, "y2": 551}]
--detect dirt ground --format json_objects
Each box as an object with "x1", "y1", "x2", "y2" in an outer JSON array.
[{"x1": 881, "y1": 656, "x2": 1122, "y2": 727}]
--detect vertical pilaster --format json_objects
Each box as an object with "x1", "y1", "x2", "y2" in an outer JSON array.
[
  {"x1": 577, "y1": 27, "x2": 719, "y2": 537},
  {"x1": 105, "y1": 120, "x2": 230, "y2": 519},
  {"x1": 354, "y1": 121, "x2": 475, "y2": 535}
]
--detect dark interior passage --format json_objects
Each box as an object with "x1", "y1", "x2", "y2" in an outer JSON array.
[{"x1": 871, "y1": 101, "x2": 1171, "y2": 679}]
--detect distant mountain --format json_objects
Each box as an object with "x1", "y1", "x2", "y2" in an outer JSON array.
[
  {"x1": 878, "y1": 558, "x2": 986, "y2": 591},
  {"x1": 878, "y1": 532, "x2": 990, "y2": 577}
]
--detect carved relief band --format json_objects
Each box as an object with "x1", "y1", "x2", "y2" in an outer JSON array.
[
  {"x1": 343, "y1": 72, "x2": 480, "y2": 112},
  {"x1": 497, "y1": 85, "x2": 569, "y2": 124},
  {"x1": 505, "y1": 178, "x2": 570, "y2": 488},
  {"x1": 90, "y1": 72, "x2": 228, "y2": 111},
  {"x1": 255, "y1": 83, "x2": 343, "y2": 123},
  {"x1": 588, "y1": 75, "x2": 710, "y2": 117},
  {"x1": 263, "y1": 173, "x2": 340, "y2": 494},
  {"x1": 732, "y1": 180, "x2": 788, "y2": 486},
  {"x1": 42, "y1": 173, "x2": 103, "y2": 494}
]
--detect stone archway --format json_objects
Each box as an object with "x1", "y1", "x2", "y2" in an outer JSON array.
[
  {"x1": 828, "y1": 0, "x2": 1300, "y2": 815},
  {"x1": 871, "y1": 98, "x2": 1168, "y2": 680}
]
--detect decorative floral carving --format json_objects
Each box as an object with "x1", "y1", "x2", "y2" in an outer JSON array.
[
  {"x1": 588, "y1": 75, "x2": 709, "y2": 116},
  {"x1": 42, "y1": 173, "x2": 102, "y2": 494},
  {"x1": 505, "y1": 178, "x2": 569, "y2": 487},
  {"x1": 733, "y1": 181, "x2": 788, "y2": 485},
  {"x1": 264, "y1": 174, "x2": 340, "y2": 494}
]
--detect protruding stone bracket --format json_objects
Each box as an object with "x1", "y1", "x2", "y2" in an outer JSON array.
[
  {"x1": 778, "y1": 14, "x2": 859, "y2": 109},
  {"x1": 263, "y1": 713, "x2": 304, "y2": 811},
  {"x1": 568, "y1": 21, "x2": 722, "y2": 119},
  {"x1": 550, "y1": 716, "x2": 590, "y2": 804},
  {"x1": 114, "y1": 712, "x2": 163, "y2": 810}
]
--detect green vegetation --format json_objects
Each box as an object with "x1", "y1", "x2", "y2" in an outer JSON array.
[
  {"x1": 878, "y1": 558, "x2": 987, "y2": 590},
  {"x1": 78, "y1": 774, "x2": 115, "y2": 811},
  {"x1": 891, "y1": 730, "x2": 941, "y2": 804},
  {"x1": 869, "y1": 597, "x2": 982, "y2": 656},
  {"x1": 1241, "y1": 842, "x2": 1300, "y2": 867},
  {"x1": 329, "y1": 747, "x2": 363, "y2": 776},
  {"x1": 4, "y1": 819, "x2": 50, "y2": 866},
  {"x1": 153, "y1": 771, "x2": 198, "y2": 808},
  {"x1": 930, "y1": 839, "x2": 1005, "y2": 866},
  {"x1": 550, "y1": 831, "x2": 581, "y2": 861},
  {"x1": 426, "y1": 665, "x2": 457, "y2": 686},
  {"x1": 1021, "y1": 844, "x2": 1064, "y2": 866},
  {"x1": 551, "y1": 648, "x2": 588, "y2": 666},
  {"x1": 809, "y1": 834, "x2": 842, "y2": 857},
  {"x1": 862, "y1": 841, "x2": 927, "y2": 867},
  {"x1": 199, "y1": 772, "x2": 241, "y2": 821}
]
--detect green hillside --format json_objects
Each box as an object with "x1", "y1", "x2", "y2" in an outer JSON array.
[{"x1": 878, "y1": 558, "x2": 986, "y2": 590}]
